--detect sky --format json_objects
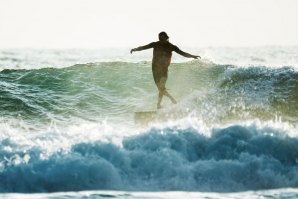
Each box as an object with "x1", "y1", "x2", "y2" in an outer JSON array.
[{"x1": 0, "y1": 0, "x2": 298, "y2": 48}]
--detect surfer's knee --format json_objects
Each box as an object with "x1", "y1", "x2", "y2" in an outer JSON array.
[
  {"x1": 158, "y1": 82, "x2": 166, "y2": 91},
  {"x1": 158, "y1": 86, "x2": 166, "y2": 94}
]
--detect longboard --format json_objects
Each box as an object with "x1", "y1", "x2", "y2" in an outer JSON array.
[
  {"x1": 134, "y1": 105, "x2": 190, "y2": 125},
  {"x1": 134, "y1": 111, "x2": 157, "y2": 124}
]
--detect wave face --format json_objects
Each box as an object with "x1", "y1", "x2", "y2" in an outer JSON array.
[
  {"x1": 0, "y1": 48, "x2": 298, "y2": 193},
  {"x1": 0, "y1": 61, "x2": 297, "y2": 127},
  {"x1": 0, "y1": 125, "x2": 298, "y2": 193}
]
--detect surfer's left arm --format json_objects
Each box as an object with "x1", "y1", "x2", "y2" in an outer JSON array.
[
  {"x1": 174, "y1": 46, "x2": 201, "y2": 59},
  {"x1": 130, "y1": 42, "x2": 155, "y2": 54}
]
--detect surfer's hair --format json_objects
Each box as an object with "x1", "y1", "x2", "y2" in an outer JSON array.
[{"x1": 159, "y1": 32, "x2": 169, "y2": 41}]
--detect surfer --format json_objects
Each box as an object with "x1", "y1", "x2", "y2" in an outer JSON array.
[{"x1": 131, "y1": 32, "x2": 200, "y2": 109}]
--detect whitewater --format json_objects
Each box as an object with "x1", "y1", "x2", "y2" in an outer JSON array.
[{"x1": 0, "y1": 46, "x2": 298, "y2": 198}]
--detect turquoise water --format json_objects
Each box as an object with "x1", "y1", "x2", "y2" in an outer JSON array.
[
  {"x1": 0, "y1": 48, "x2": 297, "y2": 198},
  {"x1": 1, "y1": 61, "x2": 297, "y2": 128}
]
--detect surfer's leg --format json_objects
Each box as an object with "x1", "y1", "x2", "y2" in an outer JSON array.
[
  {"x1": 153, "y1": 69, "x2": 176, "y2": 108},
  {"x1": 163, "y1": 90, "x2": 177, "y2": 104},
  {"x1": 156, "y1": 77, "x2": 176, "y2": 108},
  {"x1": 153, "y1": 71, "x2": 163, "y2": 109},
  {"x1": 159, "y1": 77, "x2": 177, "y2": 104},
  {"x1": 157, "y1": 90, "x2": 176, "y2": 109},
  {"x1": 157, "y1": 91, "x2": 163, "y2": 109},
  {"x1": 156, "y1": 77, "x2": 166, "y2": 109}
]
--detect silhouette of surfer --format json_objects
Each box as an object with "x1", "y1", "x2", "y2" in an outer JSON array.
[{"x1": 131, "y1": 32, "x2": 200, "y2": 109}]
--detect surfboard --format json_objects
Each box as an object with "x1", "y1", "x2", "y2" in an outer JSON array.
[
  {"x1": 134, "y1": 106, "x2": 190, "y2": 125},
  {"x1": 134, "y1": 111, "x2": 157, "y2": 124}
]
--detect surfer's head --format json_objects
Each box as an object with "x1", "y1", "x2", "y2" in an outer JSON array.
[{"x1": 159, "y1": 32, "x2": 169, "y2": 41}]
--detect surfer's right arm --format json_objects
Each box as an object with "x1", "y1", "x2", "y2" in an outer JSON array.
[{"x1": 130, "y1": 42, "x2": 155, "y2": 54}]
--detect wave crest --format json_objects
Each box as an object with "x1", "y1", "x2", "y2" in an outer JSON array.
[{"x1": 1, "y1": 124, "x2": 298, "y2": 192}]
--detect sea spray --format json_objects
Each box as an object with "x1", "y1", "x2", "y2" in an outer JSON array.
[{"x1": 0, "y1": 120, "x2": 297, "y2": 192}]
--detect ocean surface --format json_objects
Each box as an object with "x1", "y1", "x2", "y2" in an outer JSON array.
[{"x1": 0, "y1": 46, "x2": 298, "y2": 198}]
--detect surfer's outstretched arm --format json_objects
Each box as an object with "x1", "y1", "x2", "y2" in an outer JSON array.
[
  {"x1": 174, "y1": 47, "x2": 201, "y2": 59},
  {"x1": 131, "y1": 42, "x2": 155, "y2": 53}
]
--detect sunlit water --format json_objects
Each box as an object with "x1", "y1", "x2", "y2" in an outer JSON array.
[{"x1": 0, "y1": 47, "x2": 297, "y2": 198}]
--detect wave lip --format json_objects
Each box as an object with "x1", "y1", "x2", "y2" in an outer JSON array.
[{"x1": 0, "y1": 124, "x2": 298, "y2": 193}]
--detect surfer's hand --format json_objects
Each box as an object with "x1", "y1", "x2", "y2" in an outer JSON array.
[
  {"x1": 130, "y1": 48, "x2": 136, "y2": 54},
  {"x1": 193, "y1": 55, "x2": 201, "y2": 59}
]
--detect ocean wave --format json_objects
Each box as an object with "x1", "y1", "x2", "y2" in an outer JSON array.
[
  {"x1": 0, "y1": 124, "x2": 297, "y2": 193},
  {"x1": 0, "y1": 61, "x2": 297, "y2": 127},
  {"x1": 217, "y1": 65, "x2": 298, "y2": 122}
]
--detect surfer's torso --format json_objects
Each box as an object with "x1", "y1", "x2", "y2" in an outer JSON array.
[
  {"x1": 151, "y1": 41, "x2": 178, "y2": 69},
  {"x1": 149, "y1": 41, "x2": 178, "y2": 85}
]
